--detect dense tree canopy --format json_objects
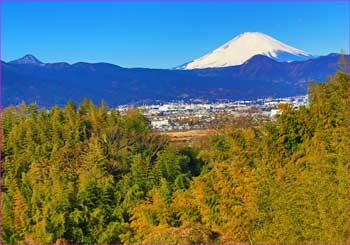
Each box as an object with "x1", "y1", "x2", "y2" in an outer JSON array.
[{"x1": 1, "y1": 71, "x2": 349, "y2": 244}]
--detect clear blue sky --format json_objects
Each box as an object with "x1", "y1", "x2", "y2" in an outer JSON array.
[{"x1": 1, "y1": 1, "x2": 349, "y2": 68}]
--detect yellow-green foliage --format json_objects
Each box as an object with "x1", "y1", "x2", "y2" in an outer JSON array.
[
  {"x1": 127, "y1": 72, "x2": 349, "y2": 244},
  {"x1": 2, "y1": 71, "x2": 349, "y2": 244}
]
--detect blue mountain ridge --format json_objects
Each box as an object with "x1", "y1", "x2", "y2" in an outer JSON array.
[{"x1": 1, "y1": 53, "x2": 347, "y2": 108}]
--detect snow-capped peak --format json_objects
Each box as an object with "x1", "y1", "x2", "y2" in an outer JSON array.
[
  {"x1": 9, "y1": 54, "x2": 43, "y2": 65},
  {"x1": 180, "y1": 32, "x2": 312, "y2": 69}
]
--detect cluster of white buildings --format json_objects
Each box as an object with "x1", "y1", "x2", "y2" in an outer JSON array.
[{"x1": 116, "y1": 95, "x2": 309, "y2": 131}]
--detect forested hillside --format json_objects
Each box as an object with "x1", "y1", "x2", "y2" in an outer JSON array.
[
  {"x1": 1, "y1": 71, "x2": 349, "y2": 244},
  {"x1": 2, "y1": 53, "x2": 346, "y2": 107}
]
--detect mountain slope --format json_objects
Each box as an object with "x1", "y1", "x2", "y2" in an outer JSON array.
[
  {"x1": 9, "y1": 54, "x2": 44, "y2": 65},
  {"x1": 2, "y1": 53, "x2": 345, "y2": 107},
  {"x1": 180, "y1": 32, "x2": 313, "y2": 69}
]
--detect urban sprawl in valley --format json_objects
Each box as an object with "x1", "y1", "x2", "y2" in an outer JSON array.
[{"x1": 116, "y1": 95, "x2": 309, "y2": 132}]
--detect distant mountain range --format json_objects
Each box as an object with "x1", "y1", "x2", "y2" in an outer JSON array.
[
  {"x1": 177, "y1": 32, "x2": 313, "y2": 69},
  {"x1": 2, "y1": 52, "x2": 346, "y2": 108}
]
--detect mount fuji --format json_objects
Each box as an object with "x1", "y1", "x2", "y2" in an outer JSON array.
[
  {"x1": 2, "y1": 31, "x2": 345, "y2": 107},
  {"x1": 179, "y1": 32, "x2": 313, "y2": 69}
]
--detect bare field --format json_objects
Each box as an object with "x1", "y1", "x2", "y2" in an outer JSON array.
[{"x1": 162, "y1": 129, "x2": 213, "y2": 142}]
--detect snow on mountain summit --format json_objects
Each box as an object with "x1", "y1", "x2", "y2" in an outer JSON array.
[
  {"x1": 9, "y1": 54, "x2": 43, "y2": 65},
  {"x1": 180, "y1": 32, "x2": 312, "y2": 69}
]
